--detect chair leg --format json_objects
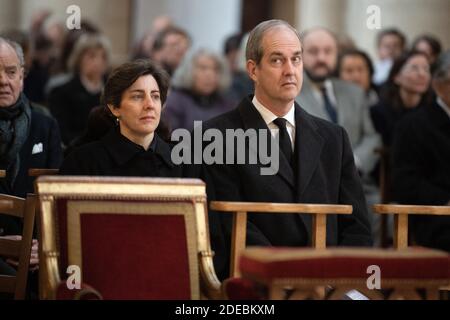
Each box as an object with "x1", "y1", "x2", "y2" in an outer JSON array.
[
  {"x1": 426, "y1": 288, "x2": 439, "y2": 300},
  {"x1": 268, "y1": 285, "x2": 285, "y2": 300}
]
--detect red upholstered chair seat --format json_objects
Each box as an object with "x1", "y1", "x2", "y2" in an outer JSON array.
[
  {"x1": 225, "y1": 247, "x2": 450, "y2": 300},
  {"x1": 240, "y1": 247, "x2": 450, "y2": 280}
]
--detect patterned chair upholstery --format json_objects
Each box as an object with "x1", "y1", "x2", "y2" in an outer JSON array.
[{"x1": 36, "y1": 176, "x2": 221, "y2": 300}]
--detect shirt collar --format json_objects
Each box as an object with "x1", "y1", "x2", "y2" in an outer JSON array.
[
  {"x1": 437, "y1": 97, "x2": 450, "y2": 120},
  {"x1": 252, "y1": 96, "x2": 296, "y2": 128},
  {"x1": 102, "y1": 128, "x2": 174, "y2": 168}
]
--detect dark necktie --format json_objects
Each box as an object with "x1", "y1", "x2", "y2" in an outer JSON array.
[
  {"x1": 273, "y1": 118, "x2": 293, "y2": 165},
  {"x1": 320, "y1": 86, "x2": 338, "y2": 123}
]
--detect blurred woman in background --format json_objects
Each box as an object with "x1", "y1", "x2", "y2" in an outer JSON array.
[
  {"x1": 370, "y1": 50, "x2": 432, "y2": 146},
  {"x1": 48, "y1": 33, "x2": 110, "y2": 146},
  {"x1": 163, "y1": 48, "x2": 234, "y2": 131},
  {"x1": 338, "y1": 49, "x2": 379, "y2": 107}
]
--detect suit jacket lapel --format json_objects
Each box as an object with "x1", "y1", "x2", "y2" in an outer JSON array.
[
  {"x1": 293, "y1": 104, "x2": 325, "y2": 243},
  {"x1": 294, "y1": 103, "x2": 324, "y2": 197},
  {"x1": 238, "y1": 97, "x2": 295, "y2": 188}
]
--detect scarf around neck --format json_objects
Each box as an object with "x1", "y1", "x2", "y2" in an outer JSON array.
[{"x1": 0, "y1": 93, "x2": 32, "y2": 191}]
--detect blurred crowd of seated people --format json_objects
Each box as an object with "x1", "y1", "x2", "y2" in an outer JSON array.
[{"x1": 1, "y1": 10, "x2": 449, "y2": 298}]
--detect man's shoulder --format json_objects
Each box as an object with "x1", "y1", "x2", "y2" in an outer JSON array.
[
  {"x1": 202, "y1": 105, "x2": 242, "y2": 130},
  {"x1": 331, "y1": 78, "x2": 366, "y2": 107},
  {"x1": 30, "y1": 108, "x2": 58, "y2": 133},
  {"x1": 64, "y1": 139, "x2": 106, "y2": 163},
  {"x1": 31, "y1": 108, "x2": 55, "y2": 122},
  {"x1": 297, "y1": 104, "x2": 343, "y2": 135},
  {"x1": 331, "y1": 78, "x2": 364, "y2": 94}
]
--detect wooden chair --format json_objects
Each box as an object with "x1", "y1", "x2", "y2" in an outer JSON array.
[
  {"x1": 0, "y1": 194, "x2": 37, "y2": 299},
  {"x1": 373, "y1": 204, "x2": 450, "y2": 296},
  {"x1": 210, "y1": 201, "x2": 352, "y2": 277},
  {"x1": 373, "y1": 204, "x2": 450, "y2": 249},
  {"x1": 36, "y1": 176, "x2": 222, "y2": 300},
  {"x1": 28, "y1": 169, "x2": 59, "y2": 177},
  {"x1": 217, "y1": 202, "x2": 449, "y2": 300}
]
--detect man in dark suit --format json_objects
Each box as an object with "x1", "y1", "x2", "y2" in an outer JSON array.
[
  {"x1": 200, "y1": 20, "x2": 372, "y2": 279},
  {"x1": 391, "y1": 54, "x2": 450, "y2": 251},
  {"x1": 0, "y1": 37, "x2": 62, "y2": 280}
]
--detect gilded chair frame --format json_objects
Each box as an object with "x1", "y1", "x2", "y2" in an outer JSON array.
[{"x1": 36, "y1": 176, "x2": 221, "y2": 300}]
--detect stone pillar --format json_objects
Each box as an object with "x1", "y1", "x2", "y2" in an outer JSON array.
[
  {"x1": 0, "y1": 0, "x2": 21, "y2": 32},
  {"x1": 133, "y1": 0, "x2": 242, "y2": 53},
  {"x1": 295, "y1": 0, "x2": 347, "y2": 32},
  {"x1": 18, "y1": 0, "x2": 131, "y2": 64},
  {"x1": 345, "y1": 0, "x2": 450, "y2": 60}
]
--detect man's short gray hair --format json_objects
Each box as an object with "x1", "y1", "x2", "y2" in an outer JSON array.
[
  {"x1": 0, "y1": 37, "x2": 25, "y2": 67},
  {"x1": 246, "y1": 19, "x2": 301, "y2": 65}
]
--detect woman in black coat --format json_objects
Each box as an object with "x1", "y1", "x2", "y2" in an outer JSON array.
[
  {"x1": 47, "y1": 33, "x2": 111, "y2": 146},
  {"x1": 370, "y1": 51, "x2": 433, "y2": 146},
  {"x1": 60, "y1": 59, "x2": 181, "y2": 177}
]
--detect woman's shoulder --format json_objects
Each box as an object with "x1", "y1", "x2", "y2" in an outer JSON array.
[{"x1": 59, "y1": 140, "x2": 107, "y2": 175}]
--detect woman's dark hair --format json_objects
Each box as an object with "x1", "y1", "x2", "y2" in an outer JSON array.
[
  {"x1": 336, "y1": 49, "x2": 375, "y2": 86},
  {"x1": 412, "y1": 34, "x2": 442, "y2": 58},
  {"x1": 376, "y1": 28, "x2": 406, "y2": 49},
  {"x1": 102, "y1": 59, "x2": 170, "y2": 108},
  {"x1": 65, "y1": 105, "x2": 116, "y2": 156},
  {"x1": 381, "y1": 50, "x2": 432, "y2": 110}
]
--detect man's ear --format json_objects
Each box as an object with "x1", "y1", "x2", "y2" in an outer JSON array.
[{"x1": 246, "y1": 59, "x2": 258, "y2": 82}]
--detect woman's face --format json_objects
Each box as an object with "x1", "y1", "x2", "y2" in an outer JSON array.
[
  {"x1": 339, "y1": 55, "x2": 371, "y2": 91},
  {"x1": 79, "y1": 47, "x2": 108, "y2": 78},
  {"x1": 109, "y1": 74, "x2": 162, "y2": 143},
  {"x1": 395, "y1": 55, "x2": 431, "y2": 95},
  {"x1": 192, "y1": 54, "x2": 220, "y2": 96}
]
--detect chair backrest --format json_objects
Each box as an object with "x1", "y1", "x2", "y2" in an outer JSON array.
[
  {"x1": 36, "y1": 176, "x2": 220, "y2": 300},
  {"x1": 373, "y1": 204, "x2": 450, "y2": 249},
  {"x1": 0, "y1": 194, "x2": 36, "y2": 299},
  {"x1": 28, "y1": 169, "x2": 59, "y2": 177},
  {"x1": 210, "y1": 201, "x2": 353, "y2": 277}
]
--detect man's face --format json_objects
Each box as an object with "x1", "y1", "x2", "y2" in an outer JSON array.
[
  {"x1": 247, "y1": 26, "x2": 303, "y2": 114},
  {"x1": 378, "y1": 34, "x2": 404, "y2": 60},
  {"x1": 161, "y1": 33, "x2": 190, "y2": 70},
  {"x1": 0, "y1": 43, "x2": 24, "y2": 108},
  {"x1": 302, "y1": 29, "x2": 337, "y2": 83}
]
